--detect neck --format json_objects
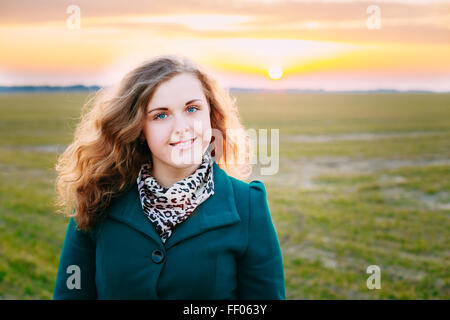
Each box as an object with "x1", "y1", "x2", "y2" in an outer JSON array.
[{"x1": 151, "y1": 161, "x2": 202, "y2": 189}]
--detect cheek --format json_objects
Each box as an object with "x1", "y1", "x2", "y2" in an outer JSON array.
[
  {"x1": 143, "y1": 123, "x2": 169, "y2": 150},
  {"x1": 196, "y1": 114, "x2": 212, "y2": 141}
]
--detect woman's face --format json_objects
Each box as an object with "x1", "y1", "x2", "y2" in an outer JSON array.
[{"x1": 142, "y1": 72, "x2": 212, "y2": 170}]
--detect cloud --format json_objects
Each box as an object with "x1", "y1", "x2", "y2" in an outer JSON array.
[
  {"x1": 1, "y1": 0, "x2": 449, "y2": 24},
  {"x1": 1, "y1": 0, "x2": 448, "y2": 45}
]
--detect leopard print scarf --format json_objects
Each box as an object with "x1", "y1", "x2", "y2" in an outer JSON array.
[{"x1": 136, "y1": 147, "x2": 215, "y2": 244}]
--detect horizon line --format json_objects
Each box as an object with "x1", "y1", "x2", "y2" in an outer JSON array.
[{"x1": 0, "y1": 85, "x2": 449, "y2": 94}]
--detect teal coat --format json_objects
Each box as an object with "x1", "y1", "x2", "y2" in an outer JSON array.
[{"x1": 53, "y1": 161, "x2": 285, "y2": 300}]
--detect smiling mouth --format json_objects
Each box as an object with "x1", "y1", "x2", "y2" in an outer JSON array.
[{"x1": 170, "y1": 137, "x2": 196, "y2": 147}]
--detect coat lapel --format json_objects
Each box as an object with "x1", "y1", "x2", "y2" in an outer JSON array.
[{"x1": 107, "y1": 160, "x2": 241, "y2": 250}]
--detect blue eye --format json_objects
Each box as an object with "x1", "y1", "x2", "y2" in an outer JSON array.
[
  {"x1": 187, "y1": 106, "x2": 199, "y2": 113},
  {"x1": 154, "y1": 113, "x2": 167, "y2": 120}
]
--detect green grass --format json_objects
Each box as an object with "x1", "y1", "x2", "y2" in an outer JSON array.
[{"x1": 0, "y1": 92, "x2": 449, "y2": 299}]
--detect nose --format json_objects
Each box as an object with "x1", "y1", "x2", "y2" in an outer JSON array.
[{"x1": 172, "y1": 114, "x2": 190, "y2": 136}]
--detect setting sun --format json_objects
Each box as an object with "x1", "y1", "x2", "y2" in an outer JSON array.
[{"x1": 268, "y1": 66, "x2": 283, "y2": 80}]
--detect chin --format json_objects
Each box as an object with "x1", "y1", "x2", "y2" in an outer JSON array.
[
  {"x1": 164, "y1": 153, "x2": 199, "y2": 167},
  {"x1": 166, "y1": 143, "x2": 205, "y2": 166}
]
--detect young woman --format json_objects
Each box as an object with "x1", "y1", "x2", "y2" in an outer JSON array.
[{"x1": 53, "y1": 54, "x2": 285, "y2": 300}]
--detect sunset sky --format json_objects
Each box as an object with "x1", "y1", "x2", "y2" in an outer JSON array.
[{"x1": 0, "y1": 0, "x2": 449, "y2": 91}]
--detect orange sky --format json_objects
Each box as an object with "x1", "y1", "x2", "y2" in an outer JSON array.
[{"x1": 0, "y1": 0, "x2": 449, "y2": 91}]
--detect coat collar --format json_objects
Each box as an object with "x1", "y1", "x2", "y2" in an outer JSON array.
[{"x1": 107, "y1": 160, "x2": 241, "y2": 250}]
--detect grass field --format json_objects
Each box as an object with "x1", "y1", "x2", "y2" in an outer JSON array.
[{"x1": 0, "y1": 92, "x2": 448, "y2": 299}]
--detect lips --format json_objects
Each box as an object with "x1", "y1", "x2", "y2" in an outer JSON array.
[{"x1": 170, "y1": 137, "x2": 196, "y2": 146}]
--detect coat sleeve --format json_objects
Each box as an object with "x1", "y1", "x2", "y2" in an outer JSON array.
[
  {"x1": 237, "y1": 180, "x2": 286, "y2": 300},
  {"x1": 52, "y1": 215, "x2": 97, "y2": 300}
]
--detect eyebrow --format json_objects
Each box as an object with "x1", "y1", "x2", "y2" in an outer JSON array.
[{"x1": 147, "y1": 99, "x2": 202, "y2": 114}]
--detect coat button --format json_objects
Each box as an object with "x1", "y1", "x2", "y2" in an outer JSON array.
[{"x1": 151, "y1": 250, "x2": 164, "y2": 264}]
